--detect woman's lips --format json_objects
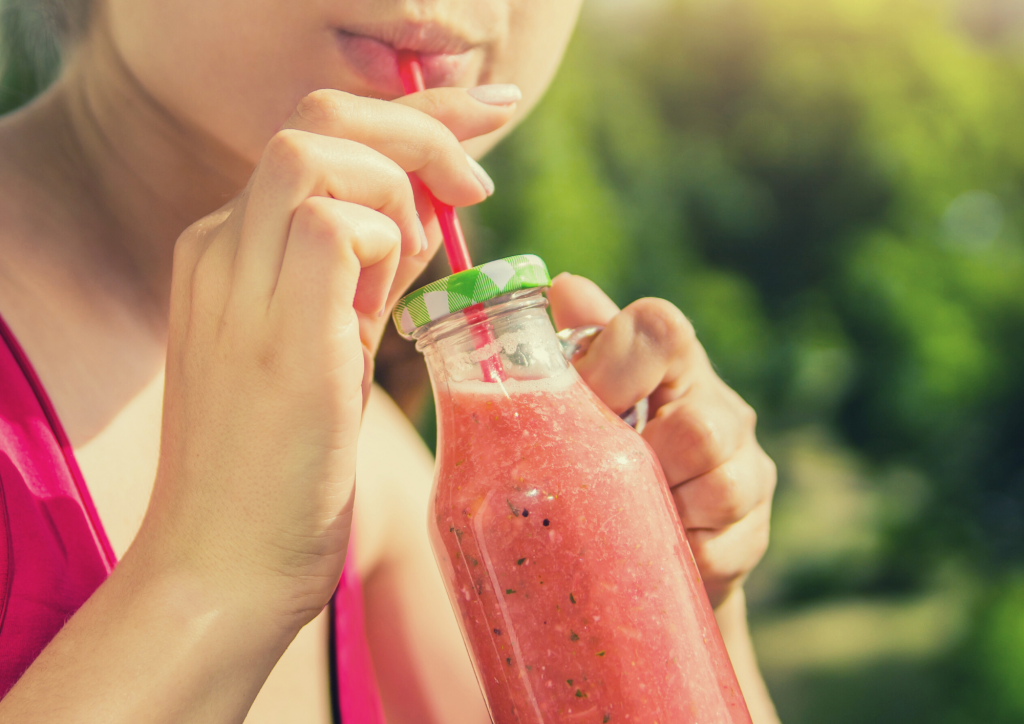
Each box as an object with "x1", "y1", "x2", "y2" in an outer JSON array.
[{"x1": 334, "y1": 30, "x2": 478, "y2": 95}]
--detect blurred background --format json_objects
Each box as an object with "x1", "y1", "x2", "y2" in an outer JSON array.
[
  {"x1": 476, "y1": 0, "x2": 1024, "y2": 720},
  {"x1": 5, "y1": 0, "x2": 1024, "y2": 721}
]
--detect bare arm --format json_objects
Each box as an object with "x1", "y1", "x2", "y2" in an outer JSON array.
[
  {"x1": 716, "y1": 590, "x2": 781, "y2": 724},
  {"x1": 0, "y1": 549, "x2": 296, "y2": 723}
]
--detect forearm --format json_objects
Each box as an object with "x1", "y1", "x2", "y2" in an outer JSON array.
[
  {"x1": 715, "y1": 589, "x2": 780, "y2": 724},
  {"x1": 0, "y1": 549, "x2": 295, "y2": 724}
]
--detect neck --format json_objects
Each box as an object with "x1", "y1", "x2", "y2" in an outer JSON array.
[{"x1": 8, "y1": 20, "x2": 253, "y2": 314}]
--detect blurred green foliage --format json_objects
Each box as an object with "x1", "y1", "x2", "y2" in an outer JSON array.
[
  {"x1": 4, "y1": 0, "x2": 1024, "y2": 720},
  {"x1": 476, "y1": 0, "x2": 1024, "y2": 720}
]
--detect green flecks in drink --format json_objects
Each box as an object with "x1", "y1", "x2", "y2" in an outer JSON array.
[
  {"x1": 603, "y1": 716, "x2": 611, "y2": 723},
  {"x1": 597, "y1": 651, "x2": 605, "y2": 656},
  {"x1": 569, "y1": 592, "x2": 576, "y2": 604},
  {"x1": 575, "y1": 689, "x2": 586, "y2": 698},
  {"x1": 506, "y1": 499, "x2": 520, "y2": 516},
  {"x1": 570, "y1": 630, "x2": 580, "y2": 642},
  {"x1": 506, "y1": 589, "x2": 516, "y2": 594},
  {"x1": 517, "y1": 557, "x2": 526, "y2": 565},
  {"x1": 566, "y1": 679, "x2": 573, "y2": 686}
]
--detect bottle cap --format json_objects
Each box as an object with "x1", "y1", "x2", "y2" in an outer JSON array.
[{"x1": 393, "y1": 254, "x2": 551, "y2": 336}]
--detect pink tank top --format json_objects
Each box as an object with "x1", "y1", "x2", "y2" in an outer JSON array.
[{"x1": 0, "y1": 314, "x2": 384, "y2": 722}]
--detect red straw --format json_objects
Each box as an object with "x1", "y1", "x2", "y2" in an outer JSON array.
[
  {"x1": 398, "y1": 51, "x2": 506, "y2": 382},
  {"x1": 398, "y1": 51, "x2": 474, "y2": 274}
]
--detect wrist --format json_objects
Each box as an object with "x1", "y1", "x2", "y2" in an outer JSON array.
[
  {"x1": 118, "y1": 527, "x2": 308, "y2": 651},
  {"x1": 713, "y1": 587, "x2": 750, "y2": 642},
  {"x1": 0, "y1": 527, "x2": 301, "y2": 723}
]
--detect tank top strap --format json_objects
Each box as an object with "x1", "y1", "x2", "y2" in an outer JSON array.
[
  {"x1": 330, "y1": 534, "x2": 387, "y2": 723},
  {"x1": 0, "y1": 313, "x2": 114, "y2": 696}
]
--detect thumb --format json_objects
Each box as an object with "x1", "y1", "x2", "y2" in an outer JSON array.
[{"x1": 548, "y1": 272, "x2": 621, "y2": 331}]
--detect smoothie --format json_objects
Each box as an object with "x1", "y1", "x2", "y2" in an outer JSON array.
[{"x1": 430, "y1": 371, "x2": 752, "y2": 724}]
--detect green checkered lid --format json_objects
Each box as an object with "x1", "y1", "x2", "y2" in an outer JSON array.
[{"x1": 393, "y1": 254, "x2": 551, "y2": 337}]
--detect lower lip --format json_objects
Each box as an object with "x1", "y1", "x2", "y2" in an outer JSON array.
[{"x1": 334, "y1": 32, "x2": 476, "y2": 95}]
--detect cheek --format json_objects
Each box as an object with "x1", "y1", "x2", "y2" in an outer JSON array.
[
  {"x1": 466, "y1": 0, "x2": 585, "y2": 156},
  {"x1": 106, "y1": 0, "x2": 350, "y2": 163}
]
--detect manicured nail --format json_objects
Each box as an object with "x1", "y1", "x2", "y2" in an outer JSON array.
[
  {"x1": 466, "y1": 154, "x2": 495, "y2": 197},
  {"x1": 467, "y1": 84, "x2": 522, "y2": 106},
  {"x1": 416, "y1": 213, "x2": 429, "y2": 253}
]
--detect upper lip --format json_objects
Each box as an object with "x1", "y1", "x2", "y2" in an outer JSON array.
[{"x1": 335, "y1": 21, "x2": 480, "y2": 55}]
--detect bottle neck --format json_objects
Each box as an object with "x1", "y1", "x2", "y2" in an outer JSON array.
[{"x1": 414, "y1": 288, "x2": 570, "y2": 388}]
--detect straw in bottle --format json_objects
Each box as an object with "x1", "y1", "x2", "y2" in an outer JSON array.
[{"x1": 397, "y1": 51, "x2": 505, "y2": 382}]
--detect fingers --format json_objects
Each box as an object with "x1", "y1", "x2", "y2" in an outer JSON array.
[
  {"x1": 234, "y1": 84, "x2": 516, "y2": 311},
  {"x1": 269, "y1": 196, "x2": 402, "y2": 352},
  {"x1": 548, "y1": 273, "x2": 776, "y2": 606},
  {"x1": 391, "y1": 86, "x2": 520, "y2": 143},
  {"x1": 284, "y1": 88, "x2": 510, "y2": 207},
  {"x1": 571, "y1": 296, "x2": 703, "y2": 414},
  {"x1": 548, "y1": 273, "x2": 621, "y2": 330},
  {"x1": 686, "y1": 501, "x2": 772, "y2": 607},
  {"x1": 672, "y1": 437, "x2": 776, "y2": 607},
  {"x1": 670, "y1": 442, "x2": 776, "y2": 530},
  {"x1": 351, "y1": 176, "x2": 444, "y2": 358},
  {"x1": 236, "y1": 130, "x2": 420, "y2": 302},
  {"x1": 642, "y1": 379, "x2": 756, "y2": 484}
]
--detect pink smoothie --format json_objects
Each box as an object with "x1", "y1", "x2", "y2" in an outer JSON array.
[{"x1": 430, "y1": 371, "x2": 752, "y2": 724}]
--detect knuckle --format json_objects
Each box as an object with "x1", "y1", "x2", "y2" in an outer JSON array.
[
  {"x1": 380, "y1": 214, "x2": 403, "y2": 248},
  {"x1": 295, "y1": 89, "x2": 351, "y2": 125},
  {"x1": 380, "y1": 157, "x2": 413, "y2": 198},
  {"x1": 710, "y1": 464, "x2": 747, "y2": 523},
  {"x1": 294, "y1": 198, "x2": 349, "y2": 245},
  {"x1": 263, "y1": 129, "x2": 315, "y2": 182},
  {"x1": 676, "y1": 412, "x2": 727, "y2": 471},
  {"x1": 417, "y1": 111, "x2": 460, "y2": 161},
  {"x1": 629, "y1": 298, "x2": 696, "y2": 357}
]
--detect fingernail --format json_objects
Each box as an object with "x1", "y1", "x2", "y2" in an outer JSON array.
[
  {"x1": 378, "y1": 306, "x2": 387, "y2": 318},
  {"x1": 416, "y1": 212, "x2": 429, "y2": 253},
  {"x1": 467, "y1": 84, "x2": 522, "y2": 106},
  {"x1": 466, "y1": 154, "x2": 495, "y2": 197},
  {"x1": 553, "y1": 272, "x2": 573, "y2": 283}
]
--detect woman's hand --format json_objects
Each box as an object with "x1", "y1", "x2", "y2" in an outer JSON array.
[
  {"x1": 136, "y1": 86, "x2": 519, "y2": 631},
  {"x1": 548, "y1": 273, "x2": 776, "y2": 609},
  {"x1": 2, "y1": 87, "x2": 520, "y2": 724}
]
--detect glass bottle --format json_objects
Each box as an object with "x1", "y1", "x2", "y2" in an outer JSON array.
[{"x1": 394, "y1": 255, "x2": 752, "y2": 724}]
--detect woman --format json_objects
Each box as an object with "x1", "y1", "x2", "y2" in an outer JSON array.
[{"x1": 0, "y1": 0, "x2": 780, "y2": 722}]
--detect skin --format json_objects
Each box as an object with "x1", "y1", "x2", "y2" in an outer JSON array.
[{"x1": 0, "y1": 0, "x2": 779, "y2": 722}]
